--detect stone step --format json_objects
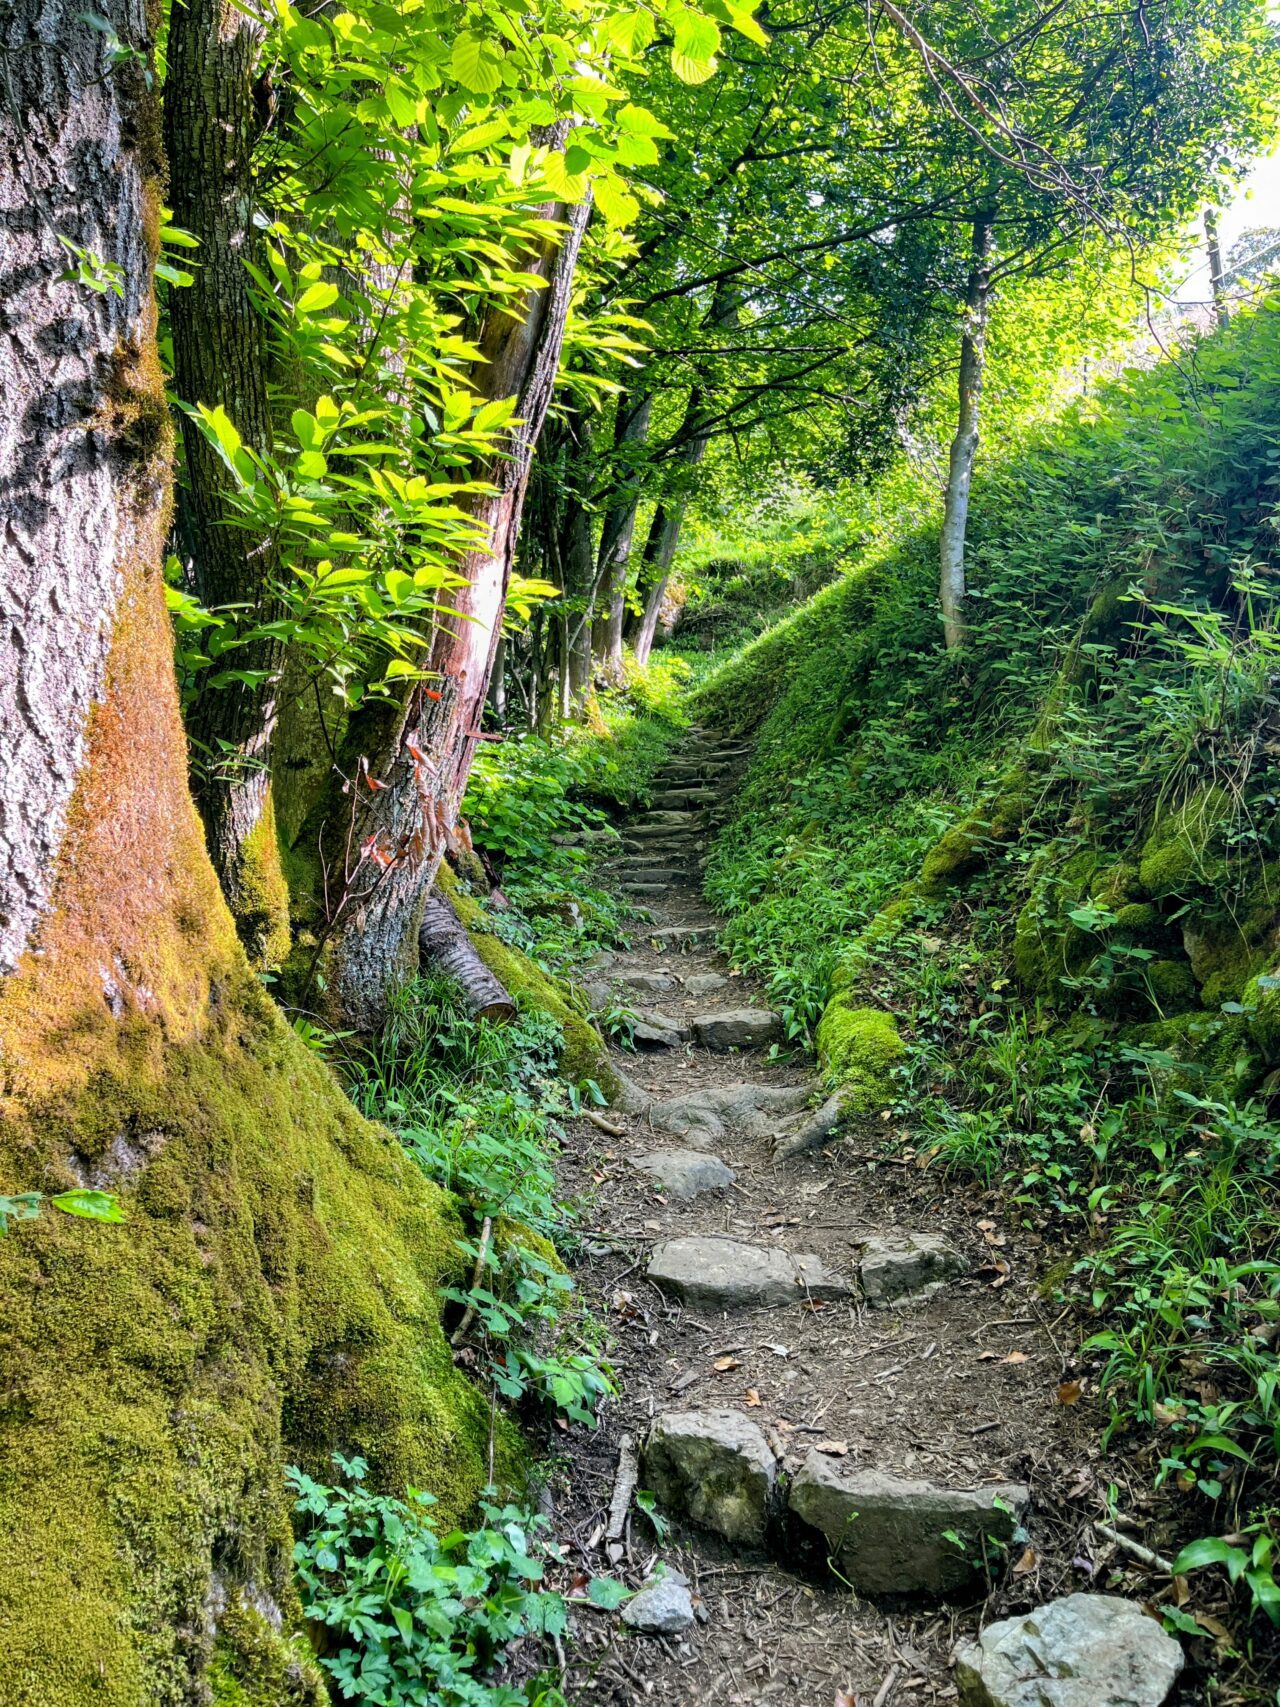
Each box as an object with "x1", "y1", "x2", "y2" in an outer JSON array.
[
  {"x1": 644, "y1": 1410, "x2": 775, "y2": 1546},
  {"x1": 786, "y1": 1456, "x2": 1029, "y2": 1596},
  {"x1": 647, "y1": 1082, "x2": 810, "y2": 1143},
  {"x1": 691, "y1": 1008, "x2": 782, "y2": 1050},
  {"x1": 859, "y1": 1233, "x2": 966, "y2": 1308},
  {"x1": 609, "y1": 969, "x2": 682, "y2": 996},
  {"x1": 682, "y1": 971, "x2": 728, "y2": 997},
  {"x1": 630, "y1": 1150, "x2": 736, "y2": 1199},
  {"x1": 647, "y1": 1235, "x2": 854, "y2": 1310},
  {"x1": 614, "y1": 866, "x2": 688, "y2": 884},
  {"x1": 633, "y1": 1014, "x2": 688, "y2": 1048},
  {"x1": 638, "y1": 809, "x2": 703, "y2": 828},
  {"x1": 646, "y1": 923, "x2": 717, "y2": 951},
  {"x1": 621, "y1": 881, "x2": 672, "y2": 898},
  {"x1": 650, "y1": 789, "x2": 721, "y2": 809}
]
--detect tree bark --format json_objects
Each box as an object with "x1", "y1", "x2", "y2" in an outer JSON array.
[
  {"x1": 939, "y1": 216, "x2": 993, "y2": 653},
  {"x1": 1205, "y1": 208, "x2": 1229, "y2": 328},
  {"x1": 419, "y1": 892, "x2": 515, "y2": 1020},
  {"x1": 164, "y1": 0, "x2": 288, "y2": 960},
  {"x1": 326, "y1": 189, "x2": 593, "y2": 1028},
  {"x1": 624, "y1": 386, "x2": 712, "y2": 668},
  {"x1": 591, "y1": 386, "x2": 653, "y2": 676}
]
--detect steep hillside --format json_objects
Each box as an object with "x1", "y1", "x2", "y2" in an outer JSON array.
[{"x1": 693, "y1": 298, "x2": 1280, "y2": 1622}]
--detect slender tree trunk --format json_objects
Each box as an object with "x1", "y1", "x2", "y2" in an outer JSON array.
[
  {"x1": 326, "y1": 191, "x2": 593, "y2": 1027},
  {"x1": 591, "y1": 387, "x2": 653, "y2": 675},
  {"x1": 164, "y1": 0, "x2": 289, "y2": 961},
  {"x1": 624, "y1": 385, "x2": 712, "y2": 667},
  {"x1": 562, "y1": 481, "x2": 598, "y2": 710},
  {"x1": 1205, "y1": 208, "x2": 1229, "y2": 328},
  {"x1": 939, "y1": 216, "x2": 993, "y2": 652}
]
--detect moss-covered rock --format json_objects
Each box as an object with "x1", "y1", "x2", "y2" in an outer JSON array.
[
  {"x1": 1137, "y1": 784, "x2": 1232, "y2": 898},
  {"x1": 207, "y1": 1593, "x2": 326, "y2": 1706},
  {"x1": 1123, "y1": 1008, "x2": 1258, "y2": 1098},
  {"x1": 918, "y1": 768, "x2": 1035, "y2": 896},
  {"x1": 436, "y1": 864, "x2": 622, "y2": 1101},
  {"x1": 814, "y1": 997, "x2": 904, "y2": 1118}
]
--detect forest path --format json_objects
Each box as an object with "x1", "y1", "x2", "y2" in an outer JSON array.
[{"x1": 553, "y1": 731, "x2": 1098, "y2": 1707}]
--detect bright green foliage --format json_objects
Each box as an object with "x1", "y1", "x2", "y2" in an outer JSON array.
[
  {"x1": 290, "y1": 1455, "x2": 570, "y2": 1706},
  {"x1": 0, "y1": 1187, "x2": 123, "y2": 1235}
]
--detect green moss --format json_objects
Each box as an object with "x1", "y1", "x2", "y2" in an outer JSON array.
[
  {"x1": 1137, "y1": 784, "x2": 1231, "y2": 898},
  {"x1": 1123, "y1": 1008, "x2": 1257, "y2": 1098},
  {"x1": 231, "y1": 789, "x2": 292, "y2": 971},
  {"x1": 918, "y1": 768, "x2": 1035, "y2": 895},
  {"x1": 1244, "y1": 964, "x2": 1280, "y2": 1064},
  {"x1": 1143, "y1": 958, "x2": 1199, "y2": 1013},
  {"x1": 207, "y1": 1595, "x2": 325, "y2": 1706},
  {"x1": 814, "y1": 997, "x2": 904, "y2": 1116},
  {"x1": 0, "y1": 981, "x2": 504, "y2": 1706},
  {"x1": 1012, "y1": 847, "x2": 1101, "y2": 997},
  {"x1": 436, "y1": 865, "x2": 622, "y2": 1101}
]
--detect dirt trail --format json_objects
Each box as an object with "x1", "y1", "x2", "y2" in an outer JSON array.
[{"x1": 553, "y1": 728, "x2": 1100, "y2": 1707}]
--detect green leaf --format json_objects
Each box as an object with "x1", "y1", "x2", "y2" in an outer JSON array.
[
  {"x1": 451, "y1": 32, "x2": 503, "y2": 94},
  {"x1": 586, "y1": 1575, "x2": 632, "y2": 1608},
  {"x1": 1171, "y1": 1536, "x2": 1245, "y2": 1579},
  {"x1": 49, "y1": 1189, "x2": 125, "y2": 1226},
  {"x1": 297, "y1": 281, "x2": 340, "y2": 314}
]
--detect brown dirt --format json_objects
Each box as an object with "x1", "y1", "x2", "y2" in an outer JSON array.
[{"x1": 540, "y1": 736, "x2": 1161, "y2": 1707}]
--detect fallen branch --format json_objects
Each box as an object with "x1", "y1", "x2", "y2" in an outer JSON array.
[
  {"x1": 1093, "y1": 1521, "x2": 1174, "y2": 1575},
  {"x1": 419, "y1": 892, "x2": 515, "y2": 1021},
  {"x1": 606, "y1": 1432, "x2": 639, "y2": 1543},
  {"x1": 772, "y1": 1091, "x2": 845, "y2": 1162},
  {"x1": 450, "y1": 1215, "x2": 494, "y2": 1349},
  {"x1": 586, "y1": 1110, "x2": 626, "y2": 1137}
]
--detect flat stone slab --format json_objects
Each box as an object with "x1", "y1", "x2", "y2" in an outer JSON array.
[
  {"x1": 860, "y1": 1233, "x2": 967, "y2": 1308},
  {"x1": 615, "y1": 866, "x2": 686, "y2": 883},
  {"x1": 631, "y1": 1150, "x2": 736, "y2": 1199},
  {"x1": 633, "y1": 1013, "x2": 688, "y2": 1049},
  {"x1": 621, "y1": 1576, "x2": 694, "y2": 1634},
  {"x1": 787, "y1": 1455, "x2": 1029, "y2": 1595},
  {"x1": 649, "y1": 1084, "x2": 810, "y2": 1145},
  {"x1": 953, "y1": 1594, "x2": 1183, "y2": 1707},
  {"x1": 612, "y1": 970, "x2": 681, "y2": 996},
  {"x1": 622, "y1": 881, "x2": 672, "y2": 897},
  {"x1": 639, "y1": 810, "x2": 702, "y2": 828},
  {"x1": 644, "y1": 1408, "x2": 777, "y2": 1545},
  {"x1": 648, "y1": 1236, "x2": 853, "y2": 1310},
  {"x1": 692, "y1": 1008, "x2": 782, "y2": 1050},
  {"x1": 683, "y1": 971, "x2": 728, "y2": 997}
]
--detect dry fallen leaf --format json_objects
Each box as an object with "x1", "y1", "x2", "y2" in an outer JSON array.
[
  {"x1": 834, "y1": 1692, "x2": 857, "y2": 1707},
  {"x1": 744, "y1": 1387, "x2": 763, "y2": 1407},
  {"x1": 1012, "y1": 1546, "x2": 1038, "y2": 1575},
  {"x1": 1057, "y1": 1379, "x2": 1084, "y2": 1406},
  {"x1": 815, "y1": 1439, "x2": 850, "y2": 1456},
  {"x1": 713, "y1": 1355, "x2": 742, "y2": 1372},
  {"x1": 1002, "y1": 1350, "x2": 1028, "y2": 1365}
]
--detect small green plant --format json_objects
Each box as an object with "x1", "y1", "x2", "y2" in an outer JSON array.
[
  {"x1": 0, "y1": 1189, "x2": 124, "y2": 1235},
  {"x1": 289, "y1": 1454, "x2": 572, "y2": 1706},
  {"x1": 1172, "y1": 1515, "x2": 1280, "y2": 1627}
]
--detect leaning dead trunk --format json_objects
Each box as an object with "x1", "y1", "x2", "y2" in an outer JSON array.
[
  {"x1": 939, "y1": 217, "x2": 993, "y2": 653},
  {"x1": 165, "y1": 0, "x2": 289, "y2": 962},
  {"x1": 1205, "y1": 208, "x2": 1229, "y2": 328},
  {"x1": 419, "y1": 892, "x2": 515, "y2": 1020},
  {"x1": 326, "y1": 189, "x2": 593, "y2": 1028}
]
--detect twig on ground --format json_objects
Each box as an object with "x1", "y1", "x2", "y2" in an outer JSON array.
[
  {"x1": 873, "y1": 1663, "x2": 901, "y2": 1707},
  {"x1": 606, "y1": 1432, "x2": 639, "y2": 1543},
  {"x1": 1093, "y1": 1521, "x2": 1173, "y2": 1574},
  {"x1": 586, "y1": 1110, "x2": 627, "y2": 1136},
  {"x1": 450, "y1": 1215, "x2": 493, "y2": 1349}
]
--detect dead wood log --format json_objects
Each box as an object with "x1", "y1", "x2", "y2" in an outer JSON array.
[{"x1": 418, "y1": 892, "x2": 516, "y2": 1021}]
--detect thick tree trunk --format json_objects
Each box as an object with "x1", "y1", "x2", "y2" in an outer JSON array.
[
  {"x1": 419, "y1": 892, "x2": 515, "y2": 1020},
  {"x1": 939, "y1": 217, "x2": 993, "y2": 653},
  {"x1": 0, "y1": 23, "x2": 503, "y2": 1699},
  {"x1": 326, "y1": 191, "x2": 593, "y2": 1028},
  {"x1": 591, "y1": 387, "x2": 653, "y2": 676},
  {"x1": 164, "y1": 0, "x2": 288, "y2": 961}
]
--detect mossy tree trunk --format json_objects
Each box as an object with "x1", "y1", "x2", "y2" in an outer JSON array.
[
  {"x1": 939, "y1": 216, "x2": 993, "y2": 653},
  {"x1": 590, "y1": 384, "x2": 654, "y2": 677},
  {"x1": 164, "y1": 0, "x2": 290, "y2": 967},
  {"x1": 0, "y1": 21, "x2": 498, "y2": 1700},
  {"x1": 624, "y1": 384, "x2": 712, "y2": 667},
  {"x1": 324, "y1": 188, "x2": 593, "y2": 1030}
]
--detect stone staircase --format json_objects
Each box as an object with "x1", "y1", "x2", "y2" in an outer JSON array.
[{"x1": 558, "y1": 727, "x2": 1183, "y2": 1707}]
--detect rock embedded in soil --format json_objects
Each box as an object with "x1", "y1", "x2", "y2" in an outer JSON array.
[
  {"x1": 631, "y1": 1150, "x2": 736, "y2": 1199},
  {"x1": 648, "y1": 1236, "x2": 854, "y2": 1310},
  {"x1": 633, "y1": 1013, "x2": 689, "y2": 1048},
  {"x1": 683, "y1": 971, "x2": 729, "y2": 997},
  {"x1": 647, "y1": 924, "x2": 718, "y2": 951},
  {"x1": 612, "y1": 970, "x2": 682, "y2": 997},
  {"x1": 621, "y1": 1576, "x2": 695, "y2": 1635},
  {"x1": 692, "y1": 1008, "x2": 783, "y2": 1050},
  {"x1": 859, "y1": 1233, "x2": 967, "y2": 1308},
  {"x1": 786, "y1": 1454, "x2": 1030, "y2": 1595},
  {"x1": 644, "y1": 1408, "x2": 777, "y2": 1545},
  {"x1": 952, "y1": 1594, "x2": 1183, "y2": 1707},
  {"x1": 648, "y1": 1083, "x2": 811, "y2": 1144}
]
